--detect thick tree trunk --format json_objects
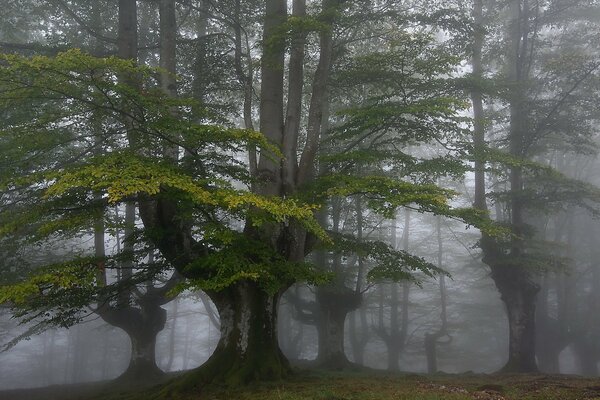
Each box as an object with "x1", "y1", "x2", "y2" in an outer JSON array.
[
  {"x1": 315, "y1": 286, "x2": 361, "y2": 369},
  {"x1": 101, "y1": 303, "x2": 167, "y2": 382},
  {"x1": 124, "y1": 327, "x2": 164, "y2": 380},
  {"x1": 492, "y1": 266, "x2": 539, "y2": 373},
  {"x1": 573, "y1": 340, "x2": 599, "y2": 376},
  {"x1": 180, "y1": 282, "x2": 290, "y2": 386}
]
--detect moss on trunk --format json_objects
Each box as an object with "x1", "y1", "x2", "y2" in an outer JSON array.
[{"x1": 156, "y1": 281, "x2": 290, "y2": 397}]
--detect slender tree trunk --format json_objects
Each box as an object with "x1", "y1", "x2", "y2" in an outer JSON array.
[
  {"x1": 425, "y1": 216, "x2": 449, "y2": 374},
  {"x1": 159, "y1": 0, "x2": 177, "y2": 98},
  {"x1": 472, "y1": 0, "x2": 486, "y2": 212},
  {"x1": 118, "y1": 0, "x2": 137, "y2": 62},
  {"x1": 376, "y1": 211, "x2": 410, "y2": 371},
  {"x1": 349, "y1": 197, "x2": 369, "y2": 365},
  {"x1": 282, "y1": 0, "x2": 306, "y2": 193},
  {"x1": 164, "y1": 299, "x2": 179, "y2": 372},
  {"x1": 256, "y1": 0, "x2": 286, "y2": 198}
]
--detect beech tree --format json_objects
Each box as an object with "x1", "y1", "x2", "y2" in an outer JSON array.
[
  {"x1": 1, "y1": 0, "x2": 496, "y2": 388},
  {"x1": 471, "y1": 0, "x2": 600, "y2": 372}
]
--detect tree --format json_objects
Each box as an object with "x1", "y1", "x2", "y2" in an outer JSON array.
[
  {"x1": 471, "y1": 0, "x2": 600, "y2": 373},
  {"x1": 0, "y1": 0, "x2": 496, "y2": 387}
]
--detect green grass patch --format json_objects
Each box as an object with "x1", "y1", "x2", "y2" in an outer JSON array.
[{"x1": 5, "y1": 369, "x2": 600, "y2": 400}]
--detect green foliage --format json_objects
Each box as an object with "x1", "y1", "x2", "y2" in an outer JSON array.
[
  {"x1": 0, "y1": 50, "x2": 329, "y2": 329},
  {"x1": 174, "y1": 233, "x2": 332, "y2": 296},
  {"x1": 317, "y1": 175, "x2": 453, "y2": 218},
  {"x1": 0, "y1": 257, "x2": 98, "y2": 334},
  {"x1": 325, "y1": 233, "x2": 444, "y2": 286}
]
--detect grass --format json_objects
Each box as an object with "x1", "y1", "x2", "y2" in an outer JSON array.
[
  {"x1": 99, "y1": 369, "x2": 600, "y2": 400},
  {"x1": 5, "y1": 369, "x2": 600, "y2": 400}
]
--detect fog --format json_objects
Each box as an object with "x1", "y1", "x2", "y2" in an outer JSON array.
[{"x1": 1, "y1": 0, "x2": 600, "y2": 398}]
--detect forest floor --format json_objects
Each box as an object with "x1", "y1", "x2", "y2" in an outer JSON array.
[{"x1": 2, "y1": 369, "x2": 600, "y2": 400}]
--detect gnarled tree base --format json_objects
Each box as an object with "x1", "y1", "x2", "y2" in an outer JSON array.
[
  {"x1": 155, "y1": 345, "x2": 290, "y2": 398},
  {"x1": 156, "y1": 281, "x2": 291, "y2": 397}
]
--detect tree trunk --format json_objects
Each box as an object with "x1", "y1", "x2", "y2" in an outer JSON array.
[
  {"x1": 535, "y1": 277, "x2": 562, "y2": 374},
  {"x1": 473, "y1": 0, "x2": 540, "y2": 374},
  {"x1": 117, "y1": 0, "x2": 137, "y2": 62},
  {"x1": 164, "y1": 299, "x2": 178, "y2": 371},
  {"x1": 124, "y1": 326, "x2": 164, "y2": 380},
  {"x1": 178, "y1": 282, "x2": 290, "y2": 387},
  {"x1": 492, "y1": 266, "x2": 539, "y2": 373},
  {"x1": 425, "y1": 214, "x2": 450, "y2": 374},
  {"x1": 348, "y1": 306, "x2": 368, "y2": 365},
  {"x1": 315, "y1": 286, "x2": 361, "y2": 369},
  {"x1": 103, "y1": 304, "x2": 167, "y2": 382},
  {"x1": 424, "y1": 333, "x2": 438, "y2": 374},
  {"x1": 573, "y1": 341, "x2": 599, "y2": 376},
  {"x1": 348, "y1": 196, "x2": 369, "y2": 366}
]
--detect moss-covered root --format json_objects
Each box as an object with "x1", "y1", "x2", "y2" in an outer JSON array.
[{"x1": 151, "y1": 346, "x2": 291, "y2": 399}]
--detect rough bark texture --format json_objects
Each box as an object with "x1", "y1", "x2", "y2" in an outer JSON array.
[{"x1": 163, "y1": 282, "x2": 290, "y2": 392}]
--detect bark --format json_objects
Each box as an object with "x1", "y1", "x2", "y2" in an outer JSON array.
[
  {"x1": 230, "y1": 0, "x2": 258, "y2": 177},
  {"x1": 117, "y1": 0, "x2": 138, "y2": 62},
  {"x1": 192, "y1": 0, "x2": 210, "y2": 103},
  {"x1": 256, "y1": 0, "x2": 286, "y2": 197},
  {"x1": 102, "y1": 305, "x2": 167, "y2": 381},
  {"x1": 282, "y1": 0, "x2": 306, "y2": 194},
  {"x1": 471, "y1": 0, "x2": 487, "y2": 212},
  {"x1": 491, "y1": 266, "x2": 539, "y2": 373},
  {"x1": 296, "y1": 0, "x2": 338, "y2": 186},
  {"x1": 374, "y1": 212, "x2": 411, "y2": 371},
  {"x1": 348, "y1": 197, "x2": 369, "y2": 365},
  {"x1": 425, "y1": 215, "x2": 451, "y2": 374},
  {"x1": 172, "y1": 282, "x2": 290, "y2": 387},
  {"x1": 315, "y1": 286, "x2": 361, "y2": 369},
  {"x1": 159, "y1": 0, "x2": 177, "y2": 98}
]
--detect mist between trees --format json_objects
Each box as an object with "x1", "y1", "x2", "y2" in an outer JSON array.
[{"x1": 1, "y1": 0, "x2": 600, "y2": 393}]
